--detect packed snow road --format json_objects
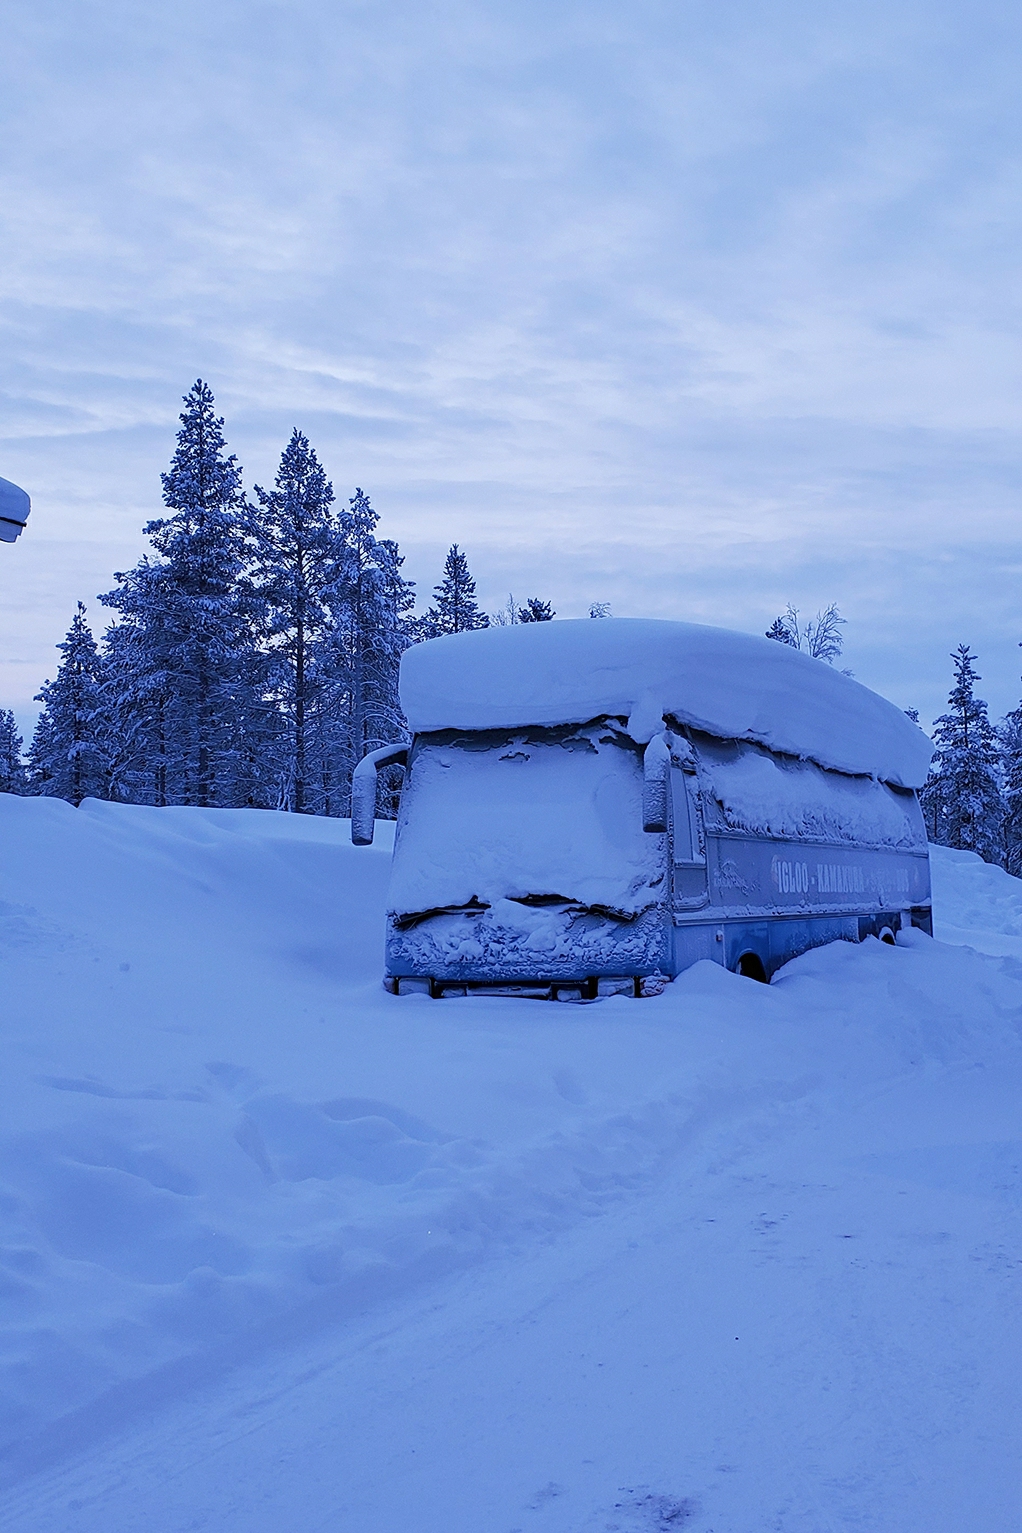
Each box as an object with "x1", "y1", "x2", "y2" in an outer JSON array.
[{"x1": 2, "y1": 796, "x2": 1021, "y2": 1530}]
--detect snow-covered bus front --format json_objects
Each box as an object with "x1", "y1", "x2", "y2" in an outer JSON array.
[{"x1": 352, "y1": 619, "x2": 933, "y2": 998}]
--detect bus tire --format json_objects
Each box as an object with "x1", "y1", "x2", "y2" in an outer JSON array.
[{"x1": 735, "y1": 951, "x2": 768, "y2": 983}]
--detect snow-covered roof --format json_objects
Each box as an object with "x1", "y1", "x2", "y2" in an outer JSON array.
[{"x1": 400, "y1": 618, "x2": 934, "y2": 789}]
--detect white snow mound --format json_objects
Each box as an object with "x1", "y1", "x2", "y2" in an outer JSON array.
[
  {"x1": 400, "y1": 619, "x2": 933, "y2": 788},
  {"x1": 3, "y1": 797, "x2": 1022, "y2": 1526}
]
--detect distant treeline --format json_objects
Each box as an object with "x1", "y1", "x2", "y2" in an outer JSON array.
[
  {"x1": 1, "y1": 384, "x2": 1019, "y2": 871},
  {"x1": 0, "y1": 381, "x2": 560, "y2": 816}
]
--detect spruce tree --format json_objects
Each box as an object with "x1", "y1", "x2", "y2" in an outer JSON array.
[
  {"x1": 248, "y1": 430, "x2": 338, "y2": 813},
  {"x1": 765, "y1": 615, "x2": 797, "y2": 645},
  {"x1": 100, "y1": 380, "x2": 268, "y2": 808},
  {"x1": 921, "y1": 645, "x2": 1003, "y2": 862},
  {"x1": 0, "y1": 708, "x2": 27, "y2": 793},
  {"x1": 420, "y1": 544, "x2": 489, "y2": 637},
  {"x1": 100, "y1": 562, "x2": 176, "y2": 804},
  {"x1": 327, "y1": 489, "x2": 415, "y2": 811},
  {"x1": 29, "y1": 603, "x2": 109, "y2": 804},
  {"x1": 999, "y1": 700, "x2": 1022, "y2": 876},
  {"x1": 371, "y1": 535, "x2": 417, "y2": 815}
]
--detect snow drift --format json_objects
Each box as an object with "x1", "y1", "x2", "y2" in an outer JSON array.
[
  {"x1": 400, "y1": 619, "x2": 934, "y2": 788},
  {"x1": 2, "y1": 794, "x2": 1021, "y2": 1533}
]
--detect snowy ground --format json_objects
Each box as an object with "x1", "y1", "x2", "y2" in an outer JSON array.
[{"x1": 2, "y1": 796, "x2": 1021, "y2": 1531}]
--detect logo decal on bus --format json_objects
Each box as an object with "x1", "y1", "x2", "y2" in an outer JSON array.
[
  {"x1": 816, "y1": 863, "x2": 866, "y2": 895},
  {"x1": 772, "y1": 858, "x2": 811, "y2": 894}
]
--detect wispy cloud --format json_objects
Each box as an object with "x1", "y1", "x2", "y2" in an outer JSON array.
[{"x1": 2, "y1": 0, "x2": 1020, "y2": 730}]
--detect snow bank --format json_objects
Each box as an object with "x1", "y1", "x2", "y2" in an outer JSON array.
[
  {"x1": 2, "y1": 796, "x2": 1021, "y2": 1517},
  {"x1": 400, "y1": 619, "x2": 933, "y2": 788},
  {"x1": 0, "y1": 793, "x2": 694, "y2": 1460},
  {"x1": 929, "y1": 842, "x2": 1022, "y2": 954}
]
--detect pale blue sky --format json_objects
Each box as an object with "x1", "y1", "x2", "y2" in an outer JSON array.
[{"x1": 1, "y1": 0, "x2": 1020, "y2": 733}]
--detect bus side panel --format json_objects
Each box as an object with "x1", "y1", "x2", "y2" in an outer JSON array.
[
  {"x1": 672, "y1": 912, "x2": 903, "y2": 983},
  {"x1": 704, "y1": 834, "x2": 931, "y2": 915},
  {"x1": 670, "y1": 922, "x2": 721, "y2": 974},
  {"x1": 762, "y1": 915, "x2": 859, "y2": 976}
]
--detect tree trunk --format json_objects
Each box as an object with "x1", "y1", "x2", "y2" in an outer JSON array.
[{"x1": 294, "y1": 620, "x2": 306, "y2": 814}]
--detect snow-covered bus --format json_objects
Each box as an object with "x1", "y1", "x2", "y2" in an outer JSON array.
[{"x1": 352, "y1": 619, "x2": 933, "y2": 998}]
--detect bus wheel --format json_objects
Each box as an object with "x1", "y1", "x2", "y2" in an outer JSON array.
[
  {"x1": 879, "y1": 927, "x2": 897, "y2": 946},
  {"x1": 736, "y1": 952, "x2": 768, "y2": 983}
]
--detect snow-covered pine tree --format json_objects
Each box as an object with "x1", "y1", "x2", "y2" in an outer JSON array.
[
  {"x1": 375, "y1": 537, "x2": 418, "y2": 682},
  {"x1": 327, "y1": 489, "x2": 415, "y2": 813},
  {"x1": 765, "y1": 615, "x2": 797, "y2": 645},
  {"x1": 100, "y1": 380, "x2": 269, "y2": 808},
  {"x1": 921, "y1": 645, "x2": 1004, "y2": 862},
  {"x1": 99, "y1": 562, "x2": 175, "y2": 805},
  {"x1": 371, "y1": 535, "x2": 417, "y2": 815},
  {"x1": 0, "y1": 708, "x2": 27, "y2": 793},
  {"x1": 248, "y1": 430, "x2": 339, "y2": 813},
  {"x1": 999, "y1": 697, "x2": 1022, "y2": 876},
  {"x1": 29, "y1": 603, "x2": 109, "y2": 804},
  {"x1": 419, "y1": 544, "x2": 489, "y2": 637}
]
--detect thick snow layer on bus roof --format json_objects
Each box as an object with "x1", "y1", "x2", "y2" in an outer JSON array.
[{"x1": 401, "y1": 619, "x2": 933, "y2": 788}]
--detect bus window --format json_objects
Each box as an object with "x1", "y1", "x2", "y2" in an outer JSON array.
[{"x1": 671, "y1": 768, "x2": 701, "y2": 863}]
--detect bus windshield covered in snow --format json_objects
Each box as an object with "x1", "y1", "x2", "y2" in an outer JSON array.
[
  {"x1": 352, "y1": 619, "x2": 934, "y2": 998},
  {"x1": 386, "y1": 723, "x2": 667, "y2": 988}
]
